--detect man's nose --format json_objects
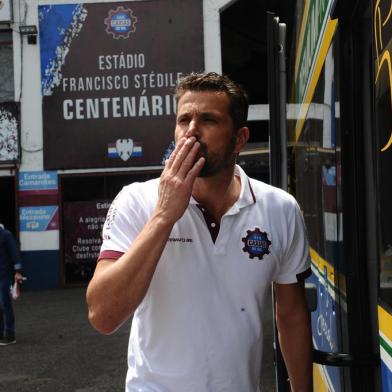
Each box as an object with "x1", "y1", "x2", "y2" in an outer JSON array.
[{"x1": 185, "y1": 120, "x2": 199, "y2": 138}]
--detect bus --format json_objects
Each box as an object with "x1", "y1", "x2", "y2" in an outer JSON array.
[{"x1": 268, "y1": 0, "x2": 392, "y2": 390}]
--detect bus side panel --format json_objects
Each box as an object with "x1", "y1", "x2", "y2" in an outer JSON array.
[{"x1": 379, "y1": 306, "x2": 392, "y2": 391}]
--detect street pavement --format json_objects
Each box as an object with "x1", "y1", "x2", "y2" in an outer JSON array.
[{"x1": 0, "y1": 287, "x2": 276, "y2": 392}]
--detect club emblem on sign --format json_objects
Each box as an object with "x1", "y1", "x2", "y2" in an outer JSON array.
[
  {"x1": 104, "y1": 7, "x2": 137, "y2": 39},
  {"x1": 115, "y1": 139, "x2": 133, "y2": 161},
  {"x1": 108, "y1": 139, "x2": 143, "y2": 161},
  {"x1": 242, "y1": 227, "x2": 271, "y2": 260}
]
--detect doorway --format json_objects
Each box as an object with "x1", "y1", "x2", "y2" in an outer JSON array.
[
  {"x1": 0, "y1": 176, "x2": 17, "y2": 236},
  {"x1": 60, "y1": 171, "x2": 160, "y2": 285}
]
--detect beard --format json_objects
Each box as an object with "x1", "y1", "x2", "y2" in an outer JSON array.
[{"x1": 196, "y1": 135, "x2": 237, "y2": 178}]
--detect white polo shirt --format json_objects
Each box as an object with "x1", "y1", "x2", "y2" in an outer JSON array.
[{"x1": 99, "y1": 165, "x2": 311, "y2": 392}]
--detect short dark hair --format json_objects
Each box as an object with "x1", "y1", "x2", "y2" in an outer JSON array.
[{"x1": 175, "y1": 72, "x2": 249, "y2": 131}]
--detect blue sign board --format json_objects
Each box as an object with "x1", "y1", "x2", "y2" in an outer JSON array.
[
  {"x1": 19, "y1": 206, "x2": 59, "y2": 231},
  {"x1": 19, "y1": 171, "x2": 58, "y2": 192}
]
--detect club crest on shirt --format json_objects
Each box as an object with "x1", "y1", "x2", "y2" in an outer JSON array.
[{"x1": 242, "y1": 227, "x2": 271, "y2": 260}]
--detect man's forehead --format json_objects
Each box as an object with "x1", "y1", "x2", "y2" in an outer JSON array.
[{"x1": 177, "y1": 90, "x2": 230, "y2": 113}]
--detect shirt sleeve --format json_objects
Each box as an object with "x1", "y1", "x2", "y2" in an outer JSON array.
[
  {"x1": 98, "y1": 185, "x2": 148, "y2": 261},
  {"x1": 273, "y1": 201, "x2": 311, "y2": 284}
]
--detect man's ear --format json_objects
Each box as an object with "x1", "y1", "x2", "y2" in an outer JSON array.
[{"x1": 234, "y1": 127, "x2": 250, "y2": 153}]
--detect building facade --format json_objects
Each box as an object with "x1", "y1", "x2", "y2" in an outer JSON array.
[{"x1": 0, "y1": 0, "x2": 273, "y2": 289}]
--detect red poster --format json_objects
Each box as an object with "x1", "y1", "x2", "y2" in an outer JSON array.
[{"x1": 63, "y1": 200, "x2": 110, "y2": 283}]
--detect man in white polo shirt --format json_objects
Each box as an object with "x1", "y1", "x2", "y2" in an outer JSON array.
[{"x1": 87, "y1": 72, "x2": 312, "y2": 392}]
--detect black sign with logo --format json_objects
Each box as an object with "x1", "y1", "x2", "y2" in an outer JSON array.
[{"x1": 39, "y1": 0, "x2": 204, "y2": 169}]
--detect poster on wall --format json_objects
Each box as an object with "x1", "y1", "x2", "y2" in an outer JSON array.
[
  {"x1": 39, "y1": 0, "x2": 204, "y2": 170},
  {"x1": 18, "y1": 171, "x2": 59, "y2": 231},
  {"x1": 63, "y1": 200, "x2": 110, "y2": 283},
  {"x1": 0, "y1": 102, "x2": 20, "y2": 164},
  {"x1": 19, "y1": 206, "x2": 59, "y2": 231}
]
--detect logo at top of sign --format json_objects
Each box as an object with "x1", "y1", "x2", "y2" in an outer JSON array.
[
  {"x1": 0, "y1": 0, "x2": 4, "y2": 10},
  {"x1": 104, "y1": 7, "x2": 138, "y2": 39}
]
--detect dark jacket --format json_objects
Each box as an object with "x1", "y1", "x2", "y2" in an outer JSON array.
[{"x1": 0, "y1": 226, "x2": 22, "y2": 278}]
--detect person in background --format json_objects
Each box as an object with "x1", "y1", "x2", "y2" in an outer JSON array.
[
  {"x1": 0, "y1": 223, "x2": 23, "y2": 346},
  {"x1": 87, "y1": 72, "x2": 313, "y2": 392}
]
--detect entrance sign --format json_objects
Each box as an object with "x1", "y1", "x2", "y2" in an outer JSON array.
[
  {"x1": 19, "y1": 171, "x2": 58, "y2": 193},
  {"x1": 18, "y1": 171, "x2": 59, "y2": 231},
  {"x1": 19, "y1": 206, "x2": 59, "y2": 231}
]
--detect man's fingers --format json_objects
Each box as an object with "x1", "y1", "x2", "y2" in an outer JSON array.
[
  {"x1": 171, "y1": 137, "x2": 196, "y2": 173},
  {"x1": 176, "y1": 140, "x2": 201, "y2": 179},
  {"x1": 158, "y1": 139, "x2": 204, "y2": 221},
  {"x1": 184, "y1": 157, "x2": 205, "y2": 183},
  {"x1": 162, "y1": 137, "x2": 194, "y2": 180},
  {"x1": 164, "y1": 137, "x2": 187, "y2": 170}
]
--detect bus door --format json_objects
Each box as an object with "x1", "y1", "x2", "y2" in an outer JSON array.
[
  {"x1": 269, "y1": 1, "x2": 380, "y2": 391},
  {"x1": 266, "y1": 12, "x2": 291, "y2": 391}
]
